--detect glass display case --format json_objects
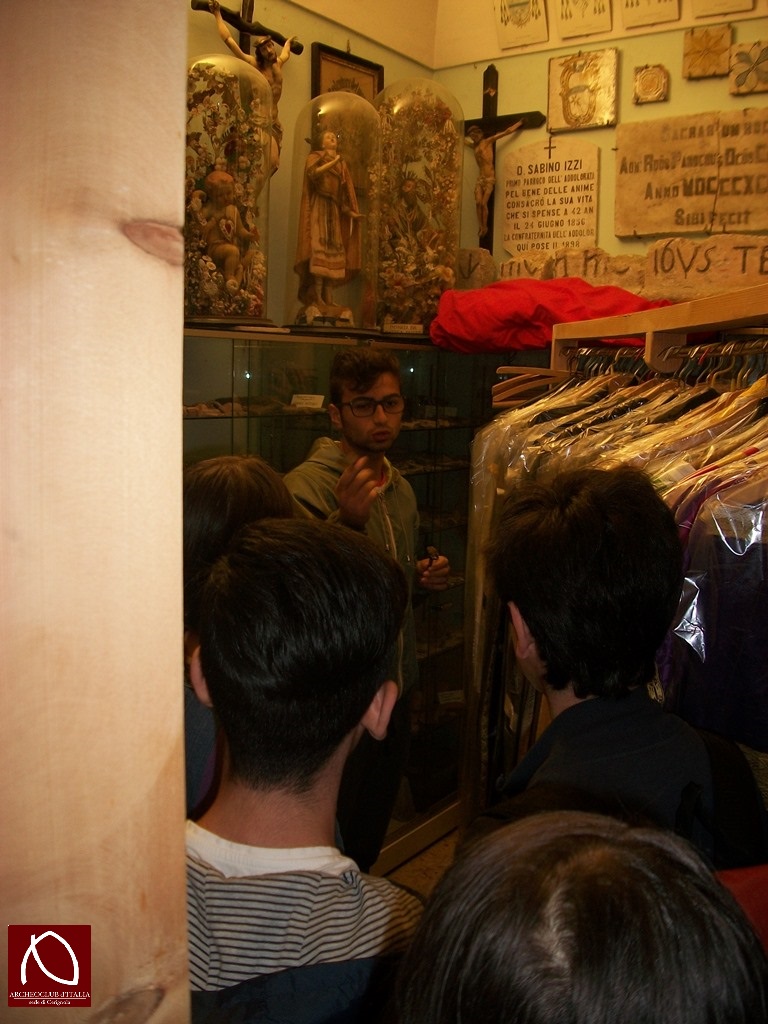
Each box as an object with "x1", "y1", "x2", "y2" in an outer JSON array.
[
  {"x1": 286, "y1": 91, "x2": 380, "y2": 330},
  {"x1": 373, "y1": 78, "x2": 464, "y2": 332},
  {"x1": 183, "y1": 327, "x2": 502, "y2": 870},
  {"x1": 185, "y1": 53, "x2": 273, "y2": 324}
]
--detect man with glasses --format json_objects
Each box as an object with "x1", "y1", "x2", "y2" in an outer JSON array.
[{"x1": 284, "y1": 348, "x2": 450, "y2": 870}]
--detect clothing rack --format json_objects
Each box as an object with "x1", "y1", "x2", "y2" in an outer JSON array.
[
  {"x1": 661, "y1": 332, "x2": 768, "y2": 388},
  {"x1": 550, "y1": 281, "x2": 768, "y2": 374},
  {"x1": 492, "y1": 282, "x2": 768, "y2": 405},
  {"x1": 492, "y1": 367, "x2": 569, "y2": 408},
  {"x1": 472, "y1": 345, "x2": 768, "y2": 820}
]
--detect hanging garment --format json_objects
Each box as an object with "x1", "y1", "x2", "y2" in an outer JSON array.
[
  {"x1": 468, "y1": 358, "x2": 768, "y2": 816},
  {"x1": 664, "y1": 467, "x2": 768, "y2": 752}
]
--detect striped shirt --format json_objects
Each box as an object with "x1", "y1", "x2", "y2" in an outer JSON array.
[{"x1": 186, "y1": 821, "x2": 424, "y2": 992}]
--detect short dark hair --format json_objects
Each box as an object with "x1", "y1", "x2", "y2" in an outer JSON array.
[
  {"x1": 197, "y1": 518, "x2": 408, "y2": 791},
  {"x1": 183, "y1": 455, "x2": 294, "y2": 633},
  {"x1": 486, "y1": 464, "x2": 683, "y2": 698},
  {"x1": 397, "y1": 811, "x2": 768, "y2": 1024},
  {"x1": 329, "y1": 349, "x2": 401, "y2": 406}
]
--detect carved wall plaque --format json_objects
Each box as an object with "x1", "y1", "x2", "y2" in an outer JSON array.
[
  {"x1": 498, "y1": 234, "x2": 768, "y2": 301},
  {"x1": 548, "y1": 48, "x2": 618, "y2": 133},
  {"x1": 502, "y1": 137, "x2": 599, "y2": 255},
  {"x1": 614, "y1": 108, "x2": 768, "y2": 236},
  {"x1": 730, "y1": 41, "x2": 768, "y2": 95},
  {"x1": 682, "y1": 25, "x2": 732, "y2": 78}
]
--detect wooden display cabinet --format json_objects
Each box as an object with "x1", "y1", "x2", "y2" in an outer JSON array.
[{"x1": 183, "y1": 327, "x2": 503, "y2": 870}]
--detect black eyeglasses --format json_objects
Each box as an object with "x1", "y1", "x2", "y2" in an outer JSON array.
[{"x1": 339, "y1": 394, "x2": 405, "y2": 418}]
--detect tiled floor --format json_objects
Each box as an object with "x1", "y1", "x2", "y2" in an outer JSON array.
[{"x1": 386, "y1": 830, "x2": 458, "y2": 899}]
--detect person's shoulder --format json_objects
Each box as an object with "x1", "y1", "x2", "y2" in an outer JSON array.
[
  {"x1": 284, "y1": 437, "x2": 340, "y2": 473},
  {"x1": 354, "y1": 872, "x2": 425, "y2": 944},
  {"x1": 353, "y1": 873, "x2": 424, "y2": 959},
  {"x1": 191, "y1": 953, "x2": 403, "y2": 1024},
  {"x1": 284, "y1": 439, "x2": 342, "y2": 488},
  {"x1": 359, "y1": 871, "x2": 425, "y2": 910}
]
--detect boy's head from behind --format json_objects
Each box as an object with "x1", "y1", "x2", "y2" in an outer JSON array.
[
  {"x1": 183, "y1": 454, "x2": 294, "y2": 635},
  {"x1": 192, "y1": 518, "x2": 408, "y2": 793},
  {"x1": 487, "y1": 464, "x2": 683, "y2": 699}
]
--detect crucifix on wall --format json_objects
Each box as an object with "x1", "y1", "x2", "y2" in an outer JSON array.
[
  {"x1": 464, "y1": 65, "x2": 545, "y2": 254},
  {"x1": 190, "y1": 0, "x2": 304, "y2": 52}
]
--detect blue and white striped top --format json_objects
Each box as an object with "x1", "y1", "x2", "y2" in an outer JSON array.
[{"x1": 186, "y1": 821, "x2": 424, "y2": 992}]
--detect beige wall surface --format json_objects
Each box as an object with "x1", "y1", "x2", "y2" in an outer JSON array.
[
  {"x1": 285, "y1": 0, "x2": 764, "y2": 68},
  {"x1": 439, "y1": 17, "x2": 768, "y2": 265}
]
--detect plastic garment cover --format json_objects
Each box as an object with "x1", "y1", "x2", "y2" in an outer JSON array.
[
  {"x1": 663, "y1": 464, "x2": 768, "y2": 752},
  {"x1": 465, "y1": 371, "x2": 668, "y2": 770},
  {"x1": 468, "y1": 371, "x2": 768, "y2": 776}
]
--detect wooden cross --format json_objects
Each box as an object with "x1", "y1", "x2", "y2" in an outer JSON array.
[
  {"x1": 190, "y1": 0, "x2": 304, "y2": 53},
  {"x1": 464, "y1": 65, "x2": 545, "y2": 254}
]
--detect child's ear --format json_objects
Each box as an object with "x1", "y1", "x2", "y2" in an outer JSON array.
[
  {"x1": 508, "y1": 602, "x2": 537, "y2": 660},
  {"x1": 360, "y1": 680, "x2": 398, "y2": 741},
  {"x1": 189, "y1": 646, "x2": 214, "y2": 708},
  {"x1": 184, "y1": 630, "x2": 199, "y2": 668}
]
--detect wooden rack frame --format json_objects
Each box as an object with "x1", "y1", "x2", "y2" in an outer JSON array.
[
  {"x1": 492, "y1": 281, "x2": 768, "y2": 407},
  {"x1": 549, "y1": 281, "x2": 768, "y2": 374},
  {"x1": 492, "y1": 367, "x2": 570, "y2": 407}
]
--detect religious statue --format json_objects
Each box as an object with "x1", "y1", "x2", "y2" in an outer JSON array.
[
  {"x1": 465, "y1": 120, "x2": 522, "y2": 240},
  {"x1": 192, "y1": 169, "x2": 259, "y2": 294},
  {"x1": 207, "y1": 1, "x2": 297, "y2": 175},
  {"x1": 294, "y1": 130, "x2": 363, "y2": 323}
]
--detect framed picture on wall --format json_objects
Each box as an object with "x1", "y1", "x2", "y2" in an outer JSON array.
[
  {"x1": 548, "y1": 48, "x2": 619, "y2": 132},
  {"x1": 311, "y1": 43, "x2": 384, "y2": 102}
]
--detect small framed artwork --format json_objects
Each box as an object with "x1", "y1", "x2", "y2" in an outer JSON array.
[
  {"x1": 548, "y1": 48, "x2": 618, "y2": 133},
  {"x1": 492, "y1": 0, "x2": 549, "y2": 49},
  {"x1": 633, "y1": 64, "x2": 670, "y2": 103},
  {"x1": 729, "y1": 41, "x2": 768, "y2": 95},
  {"x1": 621, "y1": 0, "x2": 679, "y2": 30},
  {"x1": 311, "y1": 43, "x2": 384, "y2": 102},
  {"x1": 683, "y1": 25, "x2": 732, "y2": 78}
]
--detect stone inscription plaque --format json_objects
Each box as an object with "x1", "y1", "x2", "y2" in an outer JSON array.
[
  {"x1": 615, "y1": 108, "x2": 768, "y2": 236},
  {"x1": 502, "y1": 138, "x2": 599, "y2": 256},
  {"x1": 498, "y1": 234, "x2": 768, "y2": 301}
]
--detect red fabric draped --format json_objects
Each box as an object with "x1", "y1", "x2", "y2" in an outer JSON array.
[{"x1": 429, "y1": 277, "x2": 673, "y2": 353}]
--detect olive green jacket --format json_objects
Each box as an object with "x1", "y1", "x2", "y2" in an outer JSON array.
[{"x1": 284, "y1": 437, "x2": 419, "y2": 694}]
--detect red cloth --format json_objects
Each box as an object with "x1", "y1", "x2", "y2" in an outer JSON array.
[
  {"x1": 718, "y1": 865, "x2": 768, "y2": 953},
  {"x1": 429, "y1": 277, "x2": 673, "y2": 354}
]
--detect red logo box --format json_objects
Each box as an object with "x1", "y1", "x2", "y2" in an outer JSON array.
[{"x1": 8, "y1": 926, "x2": 91, "y2": 1008}]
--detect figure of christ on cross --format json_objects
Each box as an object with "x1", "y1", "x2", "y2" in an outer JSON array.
[
  {"x1": 464, "y1": 64, "x2": 546, "y2": 253},
  {"x1": 466, "y1": 120, "x2": 523, "y2": 240}
]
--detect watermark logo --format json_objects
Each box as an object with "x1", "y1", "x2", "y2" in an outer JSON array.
[{"x1": 8, "y1": 926, "x2": 91, "y2": 1008}]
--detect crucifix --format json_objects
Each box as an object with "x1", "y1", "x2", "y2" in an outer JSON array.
[
  {"x1": 190, "y1": 0, "x2": 304, "y2": 53},
  {"x1": 464, "y1": 65, "x2": 545, "y2": 254}
]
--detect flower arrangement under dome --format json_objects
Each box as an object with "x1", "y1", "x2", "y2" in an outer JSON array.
[
  {"x1": 184, "y1": 55, "x2": 272, "y2": 321},
  {"x1": 373, "y1": 81, "x2": 463, "y2": 331}
]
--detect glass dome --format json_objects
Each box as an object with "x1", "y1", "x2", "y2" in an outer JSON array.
[
  {"x1": 373, "y1": 78, "x2": 464, "y2": 333},
  {"x1": 287, "y1": 90, "x2": 380, "y2": 330},
  {"x1": 184, "y1": 53, "x2": 273, "y2": 324}
]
